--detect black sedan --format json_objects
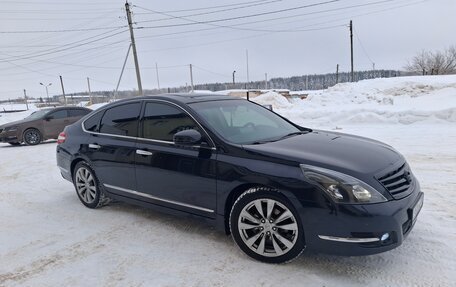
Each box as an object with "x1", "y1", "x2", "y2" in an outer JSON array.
[{"x1": 56, "y1": 94, "x2": 423, "y2": 263}]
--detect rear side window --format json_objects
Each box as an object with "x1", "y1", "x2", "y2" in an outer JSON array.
[
  {"x1": 68, "y1": 109, "x2": 90, "y2": 117},
  {"x1": 47, "y1": 110, "x2": 68, "y2": 119},
  {"x1": 142, "y1": 102, "x2": 199, "y2": 142},
  {"x1": 83, "y1": 111, "x2": 103, "y2": 132},
  {"x1": 99, "y1": 102, "x2": 141, "y2": 137}
]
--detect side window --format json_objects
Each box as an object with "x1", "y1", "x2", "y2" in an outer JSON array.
[
  {"x1": 47, "y1": 110, "x2": 68, "y2": 119},
  {"x1": 68, "y1": 109, "x2": 90, "y2": 117},
  {"x1": 142, "y1": 102, "x2": 200, "y2": 142},
  {"x1": 83, "y1": 111, "x2": 103, "y2": 132},
  {"x1": 99, "y1": 102, "x2": 141, "y2": 137}
]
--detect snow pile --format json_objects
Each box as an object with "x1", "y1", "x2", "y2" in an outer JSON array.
[
  {"x1": 254, "y1": 75, "x2": 456, "y2": 127},
  {"x1": 253, "y1": 91, "x2": 293, "y2": 109}
]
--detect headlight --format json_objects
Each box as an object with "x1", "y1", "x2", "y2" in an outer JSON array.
[
  {"x1": 300, "y1": 164, "x2": 387, "y2": 204},
  {"x1": 4, "y1": 126, "x2": 18, "y2": 132}
]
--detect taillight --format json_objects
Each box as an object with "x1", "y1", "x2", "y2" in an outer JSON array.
[{"x1": 57, "y1": 132, "x2": 66, "y2": 144}]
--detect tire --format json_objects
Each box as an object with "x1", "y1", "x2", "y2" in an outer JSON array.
[
  {"x1": 230, "y1": 187, "x2": 305, "y2": 264},
  {"x1": 8, "y1": 142, "x2": 21, "y2": 146},
  {"x1": 23, "y1": 128, "x2": 42, "y2": 145},
  {"x1": 73, "y1": 161, "x2": 110, "y2": 209}
]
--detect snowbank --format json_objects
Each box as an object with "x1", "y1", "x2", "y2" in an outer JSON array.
[{"x1": 253, "y1": 75, "x2": 456, "y2": 127}]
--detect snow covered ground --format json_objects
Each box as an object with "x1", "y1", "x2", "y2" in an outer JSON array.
[{"x1": 0, "y1": 76, "x2": 455, "y2": 286}]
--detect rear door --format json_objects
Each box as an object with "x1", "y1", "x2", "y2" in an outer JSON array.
[
  {"x1": 83, "y1": 101, "x2": 142, "y2": 194},
  {"x1": 134, "y1": 101, "x2": 217, "y2": 218},
  {"x1": 43, "y1": 109, "x2": 69, "y2": 138}
]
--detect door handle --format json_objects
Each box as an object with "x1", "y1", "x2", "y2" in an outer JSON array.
[
  {"x1": 89, "y1": 144, "x2": 101, "y2": 149},
  {"x1": 136, "y1": 149, "x2": 153, "y2": 156}
]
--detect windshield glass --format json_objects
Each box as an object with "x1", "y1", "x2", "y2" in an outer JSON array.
[
  {"x1": 25, "y1": 109, "x2": 51, "y2": 120},
  {"x1": 190, "y1": 99, "x2": 301, "y2": 144}
]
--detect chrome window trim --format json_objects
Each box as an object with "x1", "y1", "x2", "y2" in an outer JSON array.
[
  {"x1": 81, "y1": 99, "x2": 216, "y2": 150},
  {"x1": 104, "y1": 183, "x2": 214, "y2": 213}
]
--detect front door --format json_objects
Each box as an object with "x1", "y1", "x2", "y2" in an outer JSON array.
[{"x1": 135, "y1": 101, "x2": 217, "y2": 218}]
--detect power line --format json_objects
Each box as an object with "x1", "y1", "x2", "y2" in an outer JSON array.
[
  {"x1": 0, "y1": 26, "x2": 127, "y2": 34},
  {"x1": 354, "y1": 28, "x2": 374, "y2": 64},
  {"x1": 142, "y1": 0, "x2": 280, "y2": 13},
  {"x1": 0, "y1": 29, "x2": 129, "y2": 62},
  {"x1": 135, "y1": 0, "x2": 283, "y2": 23},
  {"x1": 192, "y1": 65, "x2": 232, "y2": 79},
  {"x1": 134, "y1": 0, "x2": 341, "y2": 29}
]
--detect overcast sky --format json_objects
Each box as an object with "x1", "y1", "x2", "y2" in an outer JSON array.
[{"x1": 0, "y1": 0, "x2": 454, "y2": 100}]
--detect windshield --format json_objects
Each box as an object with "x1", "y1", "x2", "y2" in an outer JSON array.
[
  {"x1": 190, "y1": 100, "x2": 301, "y2": 144},
  {"x1": 25, "y1": 109, "x2": 51, "y2": 120}
]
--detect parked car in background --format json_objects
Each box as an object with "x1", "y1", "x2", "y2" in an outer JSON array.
[
  {"x1": 56, "y1": 94, "x2": 423, "y2": 263},
  {"x1": 0, "y1": 107, "x2": 91, "y2": 146}
]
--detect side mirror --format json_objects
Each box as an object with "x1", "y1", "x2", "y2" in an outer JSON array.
[
  {"x1": 44, "y1": 116, "x2": 52, "y2": 121},
  {"x1": 174, "y1": 129, "x2": 202, "y2": 146}
]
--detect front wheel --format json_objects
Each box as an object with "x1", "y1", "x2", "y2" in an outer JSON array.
[
  {"x1": 73, "y1": 161, "x2": 109, "y2": 209},
  {"x1": 23, "y1": 128, "x2": 41, "y2": 145},
  {"x1": 230, "y1": 187, "x2": 305, "y2": 264}
]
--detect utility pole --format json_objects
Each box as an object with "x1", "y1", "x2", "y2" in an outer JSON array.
[
  {"x1": 372, "y1": 62, "x2": 376, "y2": 78},
  {"x1": 265, "y1": 73, "x2": 268, "y2": 90},
  {"x1": 87, "y1": 77, "x2": 92, "y2": 104},
  {"x1": 232, "y1": 70, "x2": 236, "y2": 87},
  {"x1": 59, "y1": 75, "x2": 67, "y2": 106},
  {"x1": 336, "y1": 64, "x2": 339, "y2": 84},
  {"x1": 125, "y1": 1, "x2": 143, "y2": 96},
  {"x1": 189, "y1": 64, "x2": 194, "y2": 92},
  {"x1": 349, "y1": 20, "x2": 354, "y2": 82},
  {"x1": 155, "y1": 62, "x2": 160, "y2": 91},
  {"x1": 23, "y1": 89, "x2": 29, "y2": 110},
  {"x1": 246, "y1": 49, "x2": 250, "y2": 85}
]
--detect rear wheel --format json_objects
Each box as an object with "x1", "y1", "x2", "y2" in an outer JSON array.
[
  {"x1": 230, "y1": 187, "x2": 305, "y2": 263},
  {"x1": 23, "y1": 129, "x2": 41, "y2": 145},
  {"x1": 73, "y1": 161, "x2": 109, "y2": 209}
]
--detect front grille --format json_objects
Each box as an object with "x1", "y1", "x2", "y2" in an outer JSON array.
[{"x1": 377, "y1": 163, "x2": 413, "y2": 199}]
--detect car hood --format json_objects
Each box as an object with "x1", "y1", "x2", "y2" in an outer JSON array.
[
  {"x1": 242, "y1": 130, "x2": 403, "y2": 175},
  {"x1": 0, "y1": 118, "x2": 32, "y2": 129}
]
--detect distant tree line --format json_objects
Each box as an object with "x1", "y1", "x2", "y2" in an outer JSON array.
[{"x1": 189, "y1": 69, "x2": 401, "y2": 92}]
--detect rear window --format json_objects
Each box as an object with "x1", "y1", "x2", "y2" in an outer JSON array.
[
  {"x1": 68, "y1": 109, "x2": 90, "y2": 117},
  {"x1": 83, "y1": 111, "x2": 103, "y2": 132},
  {"x1": 99, "y1": 102, "x2": 141, "y2": 137}
]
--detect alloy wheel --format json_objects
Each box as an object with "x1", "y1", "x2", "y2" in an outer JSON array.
[
  {"x1": 238, "y1": 198, "x2": 299, "y2": 257},
  {"x1": 75, "y1": 167, "x2": 97, "y2": 204},
  {"x1": 24, "y1": 130, "x2": 41, "y2": 145}
]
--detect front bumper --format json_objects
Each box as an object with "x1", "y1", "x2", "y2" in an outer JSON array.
[
  {"x1": 301, "y1": 183, "x2": 423, "y2": 256},
  {"x1": 0, "y1": 131, "x2": 19, "y2": 143}
]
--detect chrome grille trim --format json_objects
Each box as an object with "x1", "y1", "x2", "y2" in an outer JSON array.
[{"x1": 377, "y1": 163, "x2": 414, "y2": 199}]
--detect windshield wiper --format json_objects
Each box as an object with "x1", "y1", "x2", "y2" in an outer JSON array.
[
  {"x1": 251, "y1": 132, "x2": 303, "y2": 145},
  {"x1": 278, "y1": 131, "x2": 303, "y2": 140}
]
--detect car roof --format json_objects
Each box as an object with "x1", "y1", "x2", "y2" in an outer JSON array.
[{"x1": 114, "y1": 93, "x2": 238, "y2": 105}]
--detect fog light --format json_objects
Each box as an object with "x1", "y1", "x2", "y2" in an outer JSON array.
[{"x1": 381, "y1": 233, "x2": 390, "y2": 241}]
